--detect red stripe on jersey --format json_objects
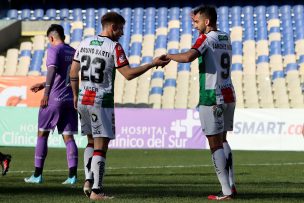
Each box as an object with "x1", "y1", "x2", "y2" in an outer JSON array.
[
  {"x1": 93, "y1": 150, "x2": 106, "y2": 158},
  {"x1": 81, "y1": 90, "x2": 96, "y2": 105},
  {"x1": 192, "y1": 34, "x2": 207, "y2": 49},
  {"x1": 221, "y1": 87, "x2": 235, "y2": 103},
  {"x1": 115, "y1": 43, "x2": 129, "y2": 67}
]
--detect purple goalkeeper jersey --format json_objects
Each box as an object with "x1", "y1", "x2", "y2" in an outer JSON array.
[{"x1": 46, "y1": 43, "x2": 75, "y2": 106}]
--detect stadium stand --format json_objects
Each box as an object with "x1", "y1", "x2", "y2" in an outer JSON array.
[{"x1": 1, "y1": 4, "x2": 304, "y2": 108}]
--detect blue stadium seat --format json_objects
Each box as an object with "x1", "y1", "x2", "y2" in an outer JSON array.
[
  {"x1": 61, "y1": 21, "x2": 71, "y2": 35},
  {"x1": 168, "y1": 49, "x2": 179, "y2": 54},
  {"x1": 152, "y1": 71, "x2": 164, "y2": 79},
  {"x1": 257, "y1": 55, "x2": 269, "y2": 64},
  {"x1": 178, "y1": 63, "x2": 190, "y2": 72},
  {"x1": 157, "y1": 7, "x2": 168, "y2": 28},
  {"x1": 60, "y1": 8, "x2": 70, "y2": 20},
  {"x1": 298, "y1": 55, "x2": 304, "y2": 64},
  {"x1": 169, "y1": 7, "x2": 180, "y2": 20},
  {"x1": 269, "y1": 27, "x2": 280, "y2": 34},
  {"x1": 130, "y1": 42, "x2": 142, "y2": 56},
  {"x1": 280, "y1": 5, "x2": 291, "y2": 16},
  {"x1": 285, "y1": 63, "x2": 298, "y2": 72},
  {"x1": 270, "y1": 41, "x2": 282, "y2": 55},
  {"x1": 145, "y1": 7, "x2": 156, "y2": 17},
  {"x1": 71, "y1": 29, "x2": 83, "y2": 42},
  {"x1": 255, "y1": 5, "x2": 266, "y2": 15},
  {"x1": 73, "y1": 8, "x2": 83, "y2": 21},
  {"x1": 144, "y1": 20, "x2": 155, "y2": 35},
  {"x1": 29, "y1": 50, "x2": 44, "y2": 72},
  {"x1": 46, "y1": 9, "x2": 57, "y2": 20},
  {"x1": 267, "y1": 5, "x2": 279, "y2": 19},
  {"x1": 155, "y1": 35, "x2": 167, "y2": 49},
  {"x1": 20, "y1": 50, "x2": 31, "y2": 57},
  {"x1": 150, "y1": 87, "x2": 163, "y2": 95},
  {"x1": 232, "y1": 41, "x2": 242, "y2": 55},
  {"x1": 164, "y1": 79, "x2": 177, "y2": 87},
  {"x1": 168, "y1": 28, "x2": 179, "y2": 41},
  {"x1": 33, "y1": 9, "x2": 44, "y2": 20},
  {"x1": 7, "y1": 9, "x2": 18, "y2": 19},
  {"x1": 192, "y1": 30, "x2": 199, "y2": 44},
  {"x1": 111, "y1": 8, "x2": 120, "y2": 13},
  {"x1": 272, "y1": 70, "x2": 285, "y2": 80},
  {"x1": 21, "y1": 9, "x2": 31, "y2": 20},
  {"x1": 231, "y1": 63, "x2": 243, "y2": 71},
  {"x1": 231, "y1": 6, "x2": 241, "y2": 26},
  {"x1": 243, "y1": 6, "x2": 254, "y2": 15},
  {"x1": 141, "y1": 56, "x2": 152, "y2": 64},
  {"x1": 85, "y1": 15, "x2": 95, "y2": 28},
  {"x1": 86, "y1": 8, "x2": 95, "y2": 16}
]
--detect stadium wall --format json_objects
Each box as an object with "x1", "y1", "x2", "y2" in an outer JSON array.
[
  {"x1": 0, "y1": 20, "x2": 21, "y2": 53},
  {"x1": 0, "y1": 107, "x2": 303, "y2": 151}
]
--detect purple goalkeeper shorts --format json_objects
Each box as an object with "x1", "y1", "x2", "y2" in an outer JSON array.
[{"x1": 38, "y1": 103, "x2": 78, "y2": 134}]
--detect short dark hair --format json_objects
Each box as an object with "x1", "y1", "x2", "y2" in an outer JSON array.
[
  {"x1": 101, "y1": 12, "x2": 125, "y2": 27},
  {"x1": 193, "y1": 5, "x2": 217, "y2": 26},
  {"x1": 47, "y1": 24, "x2": 65, "y2": 41}
]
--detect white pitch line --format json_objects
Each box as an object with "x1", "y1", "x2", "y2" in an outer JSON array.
[{"x1": 8, "y1": 162, "x2": 304, "y2": 174}]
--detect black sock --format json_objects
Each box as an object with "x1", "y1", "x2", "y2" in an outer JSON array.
[
  {"x1": 0, "y1": 152, "x2": 4, "y2": 161},
  {"x1": 34, "y1": 167, "x2": 42, "y2": 177},
  {"x1": 69, "y1": 167, "x2": 77, "y2": 178},
  {"x1": 92, "y1": 188, "x2": 103, "y2": 194}
]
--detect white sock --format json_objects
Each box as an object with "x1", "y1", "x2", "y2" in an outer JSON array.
[
  {"x1": 91, "y1": 152, "x2": 106, "y2": 191},
  {"x1": 212, "y1": 148, "x2": 232, "y2": 195},
  {"x1": 223, "y1": 142, "x2": 235, "y2": 187},
  {"x1": 84, "y1": 145, "x2": 94, "y2": 180}
]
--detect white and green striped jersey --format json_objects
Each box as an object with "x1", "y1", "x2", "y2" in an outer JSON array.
[
  {"x1": 191, "y1": 31, "x2": 235, "y2": 106},
  {"x1": 73, "y1": 35, "x2": 129, "y2": 108}
]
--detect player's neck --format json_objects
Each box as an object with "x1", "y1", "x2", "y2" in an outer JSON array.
[
  {"x1": 205, "y1": 26, "x2": 217, "y2": 34},
  {"x1": 100, "y1": 30, "x2": 114, "y2": 41}
]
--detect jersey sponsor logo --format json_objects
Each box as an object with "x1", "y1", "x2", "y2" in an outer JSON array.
[
  {"x1": 218, "y1": 35, "x2": 228, "y2": 41},
  {"x1": 90, "y1": 40, "x2": 103, "y2": 46}
]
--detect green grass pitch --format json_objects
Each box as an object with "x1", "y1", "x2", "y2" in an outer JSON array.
[{"x1": 0, "y1": 147, "x2": 304, "y2": 202}]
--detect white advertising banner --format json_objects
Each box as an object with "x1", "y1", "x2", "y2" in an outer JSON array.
[{"x1": 227, "y1": 109, "x2": 304, "y2": 151}]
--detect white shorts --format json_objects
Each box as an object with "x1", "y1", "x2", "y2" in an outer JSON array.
[
  {"x1": 198, "y1": 103, "x2": 235, "y2": 136},
  {"x1": 77, "y1": 105, "x2": 115, "y2": 139}
]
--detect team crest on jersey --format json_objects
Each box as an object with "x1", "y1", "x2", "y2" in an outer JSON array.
[
  {"x1": 90, "y1": 40, "x2": 103, "y2": 46},
  {"x1": 119, "y1": 54, "x2": 126, "y2": 63}
]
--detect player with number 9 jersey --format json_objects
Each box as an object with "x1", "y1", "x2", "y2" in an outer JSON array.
[{"x1": 192, "y1": 31, "x2": 235, "y2": 106}]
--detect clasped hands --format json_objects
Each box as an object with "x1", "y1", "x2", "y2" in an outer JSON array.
[{"x1": 151, "y1": 54, "x2": 171, "y2": 69}]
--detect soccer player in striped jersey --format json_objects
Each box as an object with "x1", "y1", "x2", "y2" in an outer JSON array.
[
  {"x1": 0, "y1": 152, "x2": 11, "y2": 176},
  {"x1": 24, "y1": 24, "x2": 78, "y2": 185},
  {"x1": 70, "y1": 12, "x2": 170, "y2": 200},
  {"x1": 164, "y1": 5, "x2": 236, "y2": 200}
]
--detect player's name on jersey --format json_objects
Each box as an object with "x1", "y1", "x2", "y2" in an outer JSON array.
[
  {"x1": 212, "y1": 43, "x2": 232, "y2": 50},
  {"x1": 218, "y1": 83, "x2": 233, "y2": 89},
  {"x1": 83, "y1": 86, "x2": 99, "y2": 92},
  {"x1": 80, "y1": 47, "x2": 110, "y2": 58}
]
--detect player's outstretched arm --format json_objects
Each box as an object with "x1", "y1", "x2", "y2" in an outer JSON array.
[
  {"x1": 69, "y1": 61, "x2": 81, "y2": 110},
  {"x1": 30, "y1": 82, "x2": 46, "y2": 93},
  {"x1": 118, "y1": 56, "x2": 170, "y2": 80},
  {"x1": 166, "y1": 49, "x2": 199, "y2": 63}
]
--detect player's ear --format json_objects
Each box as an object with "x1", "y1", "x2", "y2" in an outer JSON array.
[
  {"x1": 112, "y1": 24, "x2": 118, "y2": 31},
  {"x1": 205, "y1": 19, "x2": 210, "y2": 26}
]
